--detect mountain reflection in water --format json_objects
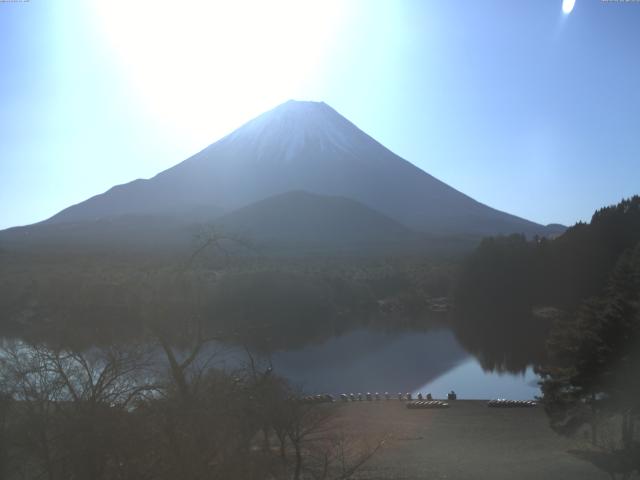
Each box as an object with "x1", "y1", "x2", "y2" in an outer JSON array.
[{"x1": 220, "y1": 328, "x2": 540, "y2": 400}]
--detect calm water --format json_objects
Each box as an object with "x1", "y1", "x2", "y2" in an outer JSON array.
[
  {"x1": 220, "y1": 328, "x2": 540, "y2": 400},
  {"x1": 1, "y1": 327, "x2": 540, "y2": 400}
]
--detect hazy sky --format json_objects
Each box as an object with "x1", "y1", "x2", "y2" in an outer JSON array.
[{"x1": 1, "y1": 0, "x2": 639, "y2": 229}]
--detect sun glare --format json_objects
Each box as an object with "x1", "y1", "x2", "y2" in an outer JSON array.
[
  {"x1": 92, "y1": 0, "x2": 347, "y2": 146},
  {"x1": 562, "y1": 0, "x2": 576, "y2": 15}
]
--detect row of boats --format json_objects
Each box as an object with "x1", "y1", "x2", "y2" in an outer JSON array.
[
  {"x1": 406, "y1": 399, "x2": 537, "y2": 409},
  {"x1": 487, "y1": 399, "x2": 537, "y2": 408},
  {"x1": 299, "y1": 392, "x2": 440, "y2": 403},
  {"x1": 406, "y1": 401, "x2": 450, "y2": 409},
  {"x1": 338, "y1": 392, "x2": 442, "y2": 402},
  {"x1": 298, "y1": 395, "x2": 537, "y2": 408}
]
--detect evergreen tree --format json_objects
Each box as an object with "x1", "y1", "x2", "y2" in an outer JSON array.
[{"x1": 537, "y1": 242, "x2": 640, "y2": 473}]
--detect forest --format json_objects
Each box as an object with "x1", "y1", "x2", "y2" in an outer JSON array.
[
  {"x1": 454, "y1": 196, "x2": 640, "y2": 371},
  {"x1": 456, "y1": 196, "x2": 640, "y2": 474}
]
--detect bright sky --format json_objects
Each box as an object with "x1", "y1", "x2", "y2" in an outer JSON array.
[{"x1": 1, "y1": 0, "x2": 639, "y2": 229}]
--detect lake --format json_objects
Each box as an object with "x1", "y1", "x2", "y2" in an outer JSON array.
[{"x1": 218, "y1": 328, "x2": 540, "y2": 400}]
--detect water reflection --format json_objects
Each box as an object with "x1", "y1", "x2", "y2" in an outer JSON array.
[
  {"x1": 238, "y1": 328, "x2": 540, "y2": 399},
  {"x1": 2, "y1": 324, "x2": 543, "y2": 400},
  {"x1": 414, "y1": 359, "x2": 539, "y2": 400}
]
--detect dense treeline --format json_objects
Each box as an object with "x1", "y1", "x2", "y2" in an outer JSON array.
[
  {"x1": 454, "y1": 196, "x2": 640, "y2": 371},
  {"x1": 457, "y1": 196, "x2": 640, "y2": 312},
  {"x1": 0, "y1": 253, "x2": 453, "y2": 350}
]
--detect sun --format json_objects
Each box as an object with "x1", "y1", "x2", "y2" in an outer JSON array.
[
  {"x1": 562, "y1": 0, "x2": 576, "y2": 15},
  {"x1": 91, "y1": 1, "x2": 348, "y2": 146}
]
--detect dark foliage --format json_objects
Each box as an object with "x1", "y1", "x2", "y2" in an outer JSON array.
[
  {"x1": 537, "y1": 243, "x2": 640, "y2": 477},
  {"x1": 0, "y1": 253, "x2": 452, "y2": 351},
  {"x1": 454, "y1": 196, "x2": 640, "y2": 372}
]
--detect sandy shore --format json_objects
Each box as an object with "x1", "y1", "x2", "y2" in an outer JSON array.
[{"x1": 330, "y1": 400, "x2": 608, "y2": 480}]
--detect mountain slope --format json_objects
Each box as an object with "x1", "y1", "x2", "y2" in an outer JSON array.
[
  {"x1": 0, "y1": 214, "x2": 198, "y2": 254},
  {"x1": 44, "y1": 100, "x2": 557, "y2": 237},
  {"x1": 215, "y1": 190, "x2": 422, "y2": 253},
  {"x1": 0, "y1": 191, "x2": 424, "y2": 255}
]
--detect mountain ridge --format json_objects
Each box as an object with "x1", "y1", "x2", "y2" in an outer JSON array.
[{"x1": 2, "y1": 100, "x2": 563, "y2": 254}]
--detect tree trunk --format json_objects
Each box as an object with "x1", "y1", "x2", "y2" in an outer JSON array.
[
  {"x1": 262, "y1": 426, "x2": 271, "y2": 452},
  {"x1": 621, "y1": 410, "x2": 632, "y2": 450},
  {"x1": 590, "y1": 415, "x2": 598, "y2": 447},
  {"x1": 294, "y1": 442, "x2": 302, "y2": 480}
]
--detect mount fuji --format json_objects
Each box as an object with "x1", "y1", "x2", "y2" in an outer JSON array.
[{"x1": 0, "y1": 100, "x2": 562, "y2": 254}]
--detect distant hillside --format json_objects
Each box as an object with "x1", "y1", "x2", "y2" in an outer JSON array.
[
  {"x1": 0, "y1": 190, "x2": 482, "y2": 257},
  {"x1": 0, "y1": 214, "x2": 199, "y2": 255},
  {"x1": 215, "y1": 191, "x2": 423, "y2": 254}
]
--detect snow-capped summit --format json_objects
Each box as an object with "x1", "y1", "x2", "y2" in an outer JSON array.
[{"x1": 222, "y1": 100, "x2": 358, "y2": 160}]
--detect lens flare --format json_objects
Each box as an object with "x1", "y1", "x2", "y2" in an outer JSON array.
[{"x1": 562, "y1": 0, "x2": 576, "y2": 15}]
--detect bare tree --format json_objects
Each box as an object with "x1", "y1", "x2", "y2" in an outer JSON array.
[{"x1": 0, "y1": 341, "x2": 156, "y2": 480}]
